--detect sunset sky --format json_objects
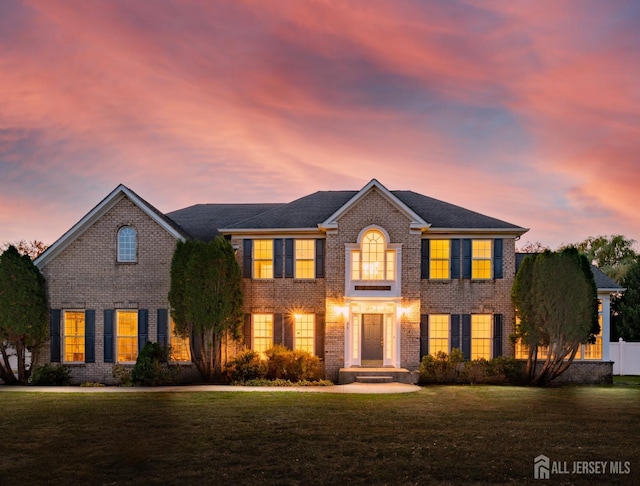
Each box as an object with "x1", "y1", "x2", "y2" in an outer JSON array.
[{"x1": 2, "y1": 1, "x2": 639, "y2": 250}]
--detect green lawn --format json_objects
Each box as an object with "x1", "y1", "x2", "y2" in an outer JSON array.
[{"x1": 1, "y1": 384, "x2": 639, "y2": 485}]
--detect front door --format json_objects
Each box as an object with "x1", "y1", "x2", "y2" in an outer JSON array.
[{"x1": 361, "y1": 314, "x2": 383, "y2": 365}]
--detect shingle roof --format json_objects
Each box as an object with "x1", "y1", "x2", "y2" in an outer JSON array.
[
  {"x1": 167, "y1": 203, "x2": 283, "y2": 241},
  {"x1": 166, "y1": 188, "x2": 525, "y2": 235}
]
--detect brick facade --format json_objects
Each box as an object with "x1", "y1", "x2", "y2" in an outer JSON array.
[{"x1": 36, "y1": 181, "x2": 532, "y2": 384}]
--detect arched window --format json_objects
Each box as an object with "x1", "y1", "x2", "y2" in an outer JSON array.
[
  {"x1": 352, "y1": 229, "x2": 395, "y2": 281},
  {"x1": 117, "y1": 226, "x2": 137, "y2": 262}
]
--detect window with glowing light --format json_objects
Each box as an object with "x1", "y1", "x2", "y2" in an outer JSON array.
[
  {"x1": 471, "y1": 314, "x2": 492, "y2": 360},
  {"x1": 252, "y1": 314, "x2": 273, "y2": 356},
  {"x1": 295, "y1": 240, "x2": 315, "y2": 279},
  {"x1": 583, "y1": 300, "x2": 603, "y2": 359},
  {"x1": 117, "y1": 310, "x2": 138, "y2": 363},
  {"x1": 253, "y1": 240, "x2": 273, "y2": 279},
  {"x1": 429, "y1": 314, "x2": 449, "y2": 355},
  {"x1": 472, "y1": 240, "x2": 492, "y2": 279},
  {"x1": 430, "y1": 240, "x2": 450, "y2": 279},
  {"x1": 352, "y1": 229, "x2": 395, "y2": 281},
  {"x1": 170, "y1": 317, "x2": 191, "y2": 362},
  {"x1": 294, "y1": 314, "x2": 315, "y2": 353},
  {"x1": 117, "y1": 226, "x2": 137, "y2": 262},
  {"x1": 64, "y1": 311, "x2": 85, "y2": 362}
]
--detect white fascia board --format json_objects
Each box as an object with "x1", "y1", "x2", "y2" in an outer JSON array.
[
  {"x1": 319, "y1": 178, "x2": 430, "y2": 231},
  {"x1": 423, "y1": 228, "x2": 529, "y2": 238},
  {"x1": 220, "y1": 228, "x2": 324, "y2": 238},
  {"x1": 35, "y1": 184, "x2": 184, "y2": 269}
]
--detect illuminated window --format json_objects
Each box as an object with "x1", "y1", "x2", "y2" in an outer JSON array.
[
  {"x1": 117, "y1": 310, "x2": 138, "y2": 363},
  {"x1": 472, "y1": 240, "x2": 491, "y2": 279},
  {"x1": 64, "y1": 311, "x2": 85, "y2": 362},
  {"x1": 430, "y1": 240, "x2": 450, "y2": 279},
  {"x1": 253, "y1": 240, "x2": 273, "y2": 279},
  {"x1": 515, "y1": 339, "x2": 549, "y2": 360},
  {"x1": 170, "y1": 317, "x2": 191, "y2": 362},
  {"x1": 352, "y1": 230, "x2": 395, "y2": 281},
  {"x1": 295, "y1": 240, "x2": 315, "y2": 279},
  {"x1": 253, "y1": 314, "x2": 273, "y2": 356},
  {"x1": 117, "y1": 226, "x2": 137, "y2": 262},
  {"x1": 429, "y1": 315, "x2": 449, "y2": 355},
  {"x1": 294, "y1": 314, "x2": 315, "y2": 353},
  {"x1": 471, "y1": 314, "x2": 492, "y2": 360},
  {"x1": 583, "y1": 300, "x2": 603, "y2": 359}
]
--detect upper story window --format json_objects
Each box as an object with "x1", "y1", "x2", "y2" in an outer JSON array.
[
  {"x1": 352, "y1": 229, "x2": 395, "y2": 281},
  {"x1": 117, "y1": 226, "x2": 137, "y2": 263},
  {"x1": 430, "y1": 240, "x2": 450, "y2": 279},
  {"x1": 253, "y1": 240, "x2": 273, "y2": 279},
  {"x1": 472, "y1": 240, "x2": 491, "y2": 279},
  {"x1": 295, "y1": 240, "x2": 314, "y2": 279}
]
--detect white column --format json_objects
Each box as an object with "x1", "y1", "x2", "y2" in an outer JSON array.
[{"x1": 601, "y1": 293, "x2": 611, "y2": 361}]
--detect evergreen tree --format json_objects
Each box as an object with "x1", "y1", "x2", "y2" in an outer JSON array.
[{"x1": 0, "y1": 246, "x2": 48, "y2": 384}]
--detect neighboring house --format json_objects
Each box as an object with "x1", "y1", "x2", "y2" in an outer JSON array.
[{"x1": 33, "y1": 179, "x2": 616, "y2": 384}]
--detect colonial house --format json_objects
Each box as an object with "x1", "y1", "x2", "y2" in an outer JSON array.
[{"x1": 33, "y1": 179, "x2": 619, "y2": 384}]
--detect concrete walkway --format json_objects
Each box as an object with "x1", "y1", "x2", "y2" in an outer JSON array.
[{"x1": 0, "y1": 382, "x2": 420, "y2": 394}]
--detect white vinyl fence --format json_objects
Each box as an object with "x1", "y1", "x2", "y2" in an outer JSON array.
[{"x1": 610, "y1": 339, "x2": 640, "y2": 375}]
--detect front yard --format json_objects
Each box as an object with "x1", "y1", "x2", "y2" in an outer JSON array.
[{"x1": 1, "y1": 383, "x2": 638, "y2": 484}]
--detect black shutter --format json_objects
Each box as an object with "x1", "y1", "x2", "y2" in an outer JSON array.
[
  {"x1": 315, "y1": 239, "x2": 325, "y2": 278},
  {"x1": 451, "y1": 239, "x2": 461, "y2": 279},
  {"x1": 284, "y1": 314, "x2": 294, "y2": 350},
  {"x1": 104, "y1": 309, "x2": 114, "y2": 363},
  {"x1": 138, "y1": 309, "x2": 149, "y2": 352},
  {"x1": 285, "y1": 238, "x2": 294, "y2": 278},
  {"x1": 420, "y1": 314, "x2": 429, "y2": 358},
  {"x1": 315, "y1": 313, "x2": 325, "y2": 358},
  {"x1": 274, "y1": 239, "x2": 284, "y2": 278},
  {"x1": 493, "y1": 314, "x2": 503, "y2": 357},
  {"x1": 157, "y1": 309, "x2": 168, "y2": 348},
  {"x1": 451, "y1": 314, "x2": 460, "y2": 351},
  {"x1": 493, "y1": 239, "x2": 503, "y2": 279},
  {"x1": 462, "y1": 314, "x2": 471, "y2": 360},
  {"x1": 243, "y1": 239, "x2": 252, "y2": 278},
  {"x1": 85, "y1": 310, "x2": 95, "y2": 363},
  {"x1": 420, "y1": 240, "x2": 429, "y2": 279},
  {"x1": 462, "y1": 239, "x2": 472, "y2": 279},
  {"x1": 244, "y1": 314, "x2": 252, "y2": 347},
  {"x1": 273, "y1": 313, "x2": 283, "y2": 346},
  {"x1": 50, "y1": 309, "x2": 61, "y2": 363}
]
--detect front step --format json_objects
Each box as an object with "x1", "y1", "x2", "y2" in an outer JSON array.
[{"x1": 338, "y1": 367, "x2": 416, "y2": 385}]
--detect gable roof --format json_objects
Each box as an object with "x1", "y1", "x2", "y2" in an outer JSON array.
[
  {"x1": 171, "y1": 179, "x2": 524, "y2": 236},
  {"x1": 319, "y1": 179, "x2": 430, "y2": 232},
  {"x1": 35, "y1": 185, "x2": 186, "y2": 269}
]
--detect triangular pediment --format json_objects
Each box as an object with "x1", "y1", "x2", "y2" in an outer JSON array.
[
  {"x1": 35, "y1": 185, "x2": 186, "y2": 268},
  {"x1": 318, "y1": 179, "x2": 430, "y2": 232}
]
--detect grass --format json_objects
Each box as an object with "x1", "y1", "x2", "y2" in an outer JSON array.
[{"x1": 1, "y1": 384, "x2": 639, "y2": 485}]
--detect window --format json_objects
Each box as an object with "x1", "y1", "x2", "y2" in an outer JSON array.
[
  {"x1": 472, "y1": 240, "x2": 491, "y2": 279},
  {"x1": 471, "y1": 315, "x2": 492, "y2": 360},
  {"x1": 117, "y1": 310, "x2": 138, "y2": 362},
  {"x1": 253, "y1": 314, "x2": 273, "y2": 356},
  {"x1": 63, "y1": 311, "x2": 85, "y2": 362},
  {"x1": 170, "y1": 317, "x2": 191, "y2": 362},
  {"x1": 253, "y1": 240, "x2": 273, "y2": 279},
  {"x1": 295, "y1": 240, "x2": 314, "y2": 279},
  {"x1": 583, "y1": 300, "x2": 603, "y2": 359},
  {"x1": 430, "y1": 240, "x2": 450, "y2": 279},
  {"x1": 294, "y1": 314, "x2": 315, "y2": 353},
  {"x1": 117, "y1": 226, "x2": 137, "y2": 262},
  {"x1": 352, "y1": 230, "x2": 395, "y2": 281},
  {"x1": 429, "y1": 315, "x2": 449, "y2": 355}
]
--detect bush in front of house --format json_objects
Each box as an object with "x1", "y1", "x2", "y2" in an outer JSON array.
[
  {"x1": 30, "y1": 364, "x2": 72, "y2": 386},
  {"x1": 226, "y1": 346, "x2": 324, "y2": 384},
  {"x1": 419, "y1": 351, "x2": 525, "y2": 385},
  {"x1": 131, "y1": 342, "x2": 175, "y2": 386}
]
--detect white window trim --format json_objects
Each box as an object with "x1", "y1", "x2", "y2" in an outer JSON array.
[
  {"x1": 63, "y1": 309, "x2": 85, "y2": 363},
  {"x1": 117, "y1": 226, "x2": 137, "y2": 263}
]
